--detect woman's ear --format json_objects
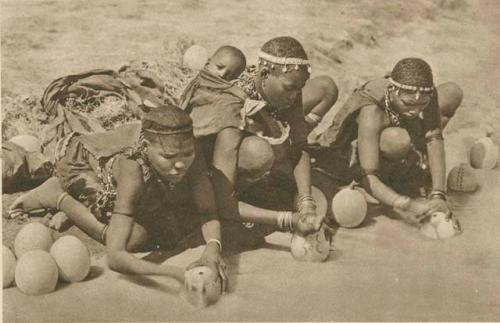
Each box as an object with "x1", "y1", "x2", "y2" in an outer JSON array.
[
  {"x1": 259, "y1": 66, "x2": 270, "y2": 80},
  {"x1": 141, "y1": 138, "x2": 151, "y2": 148}
]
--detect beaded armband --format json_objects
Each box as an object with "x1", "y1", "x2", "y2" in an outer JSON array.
[
  {"x1": 305, "y1": 112, "x2": 323, "y2": 126},
  {"x1": 359, "y1": 168, "x2": 380, "y2": 179},
  {"x1": 425, "y1": 131, "x2": 444, "y2": 144},
  {"x1": 207, "y1": 238, "x2": 222, "y2": 252}
]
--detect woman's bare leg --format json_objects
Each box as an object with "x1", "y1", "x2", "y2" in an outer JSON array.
[
  {"x1": 302, "y1": 76, "x2": 339, "y2": 117},
  {"x1": 212, "y1": 127, "x2": 242, "y2": 185},
  {"x1": 437, "y1": 82, "x2": 463, "y2": 128}
]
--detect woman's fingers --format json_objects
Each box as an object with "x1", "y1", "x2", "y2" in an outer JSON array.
[
  {"x1": 184, "y1": 277, "x2": 192, "y2": 291},
  {"x1": 210, "y1": 256, "x2": 228, "y2": 292},
  {"x1": 314, "y1": 213, "x2": 325, "y2": 231},
  {"x1": 219, "y1": 262, "x2": 228, "y2": 292},
  {"x1": 185, "y1": 260, "x2": 201, "y2": 271},
  {"x1": 416, "y1": 213, "x2": 431, "y2": 224}
]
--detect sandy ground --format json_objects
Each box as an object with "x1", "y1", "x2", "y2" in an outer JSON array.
[
  {"x1": 2, "y1": 0, "x2": 500, "y2": 321},
  {"x1": 4, "y1": 164, "x2": 500, "y2": 322}
]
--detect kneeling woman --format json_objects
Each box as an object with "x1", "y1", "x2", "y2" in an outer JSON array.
[
  {"x1": 41, "y1": 106, "x2": 226, "y2": 284},
  {"x1": 313, "y1": 58, "x2": 463, "y2": 226}
]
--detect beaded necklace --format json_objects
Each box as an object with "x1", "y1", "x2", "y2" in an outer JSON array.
[
  {"x1": 383, "y1": 87, "x2": 401, "y2": 127},
  {"x1": 239, "y1": 66, "x2": 288, "y2": 122},
  {"x1": 136, "y1": 133, "x2": 177, "y2": 191}
]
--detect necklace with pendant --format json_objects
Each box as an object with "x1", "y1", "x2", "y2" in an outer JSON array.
[
  {"x1": 140, "y1": 149, "x2": 176, "y2": 191},
  {"x1": 156, "y1": 176, "x2": 176, "y2": 191},
  {"x1": 158, "y1": 178, "x2": 175, "y2": 191},
  {"x1": 384, "y1": 88, "x2": 401, "y2": 127},
  {"x1": 269, "y1": 106, "x2": 280, "y2": 120}
]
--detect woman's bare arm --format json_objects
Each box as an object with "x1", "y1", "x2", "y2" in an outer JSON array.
[
  {"x1": 106, "y1": 158, "x2": 180, "y2": 277},
  {"x1": 357, "y1": 105, "x2": 401, "y2": 206}
]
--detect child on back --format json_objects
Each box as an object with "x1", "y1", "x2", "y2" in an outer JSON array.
[
  {"x1": 181, "y1": 39, "x2": 341, "y2": 247},
  {"x1": 179, "y1": 41, "x2": 321, "y2": 243},
  {"x1": 205, "y1": 46, "x2": 247, "y2": 82},
  {"x1": 180, "y1": 45, "x2": 247, "y2": 186}
]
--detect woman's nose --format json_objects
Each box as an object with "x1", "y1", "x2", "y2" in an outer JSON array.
[{"x1": 174, "y1": 161, "x2": 186, "y2": 170}]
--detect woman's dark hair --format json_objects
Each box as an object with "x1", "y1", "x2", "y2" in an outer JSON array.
[
  {"x1": 141, "y1": 105, "x2": 193, "y2": 142},
  {"x1": 391, "y1": 58, "x2": 434, "y2": 88},
  {"x1": 261, "y1": 36, "x2": 308, "y2": 59}
]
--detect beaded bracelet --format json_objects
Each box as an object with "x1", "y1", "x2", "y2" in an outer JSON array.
[
  {"x1": 297, "y1": 195, "x2": 315, "y2": 204},
  {"x1": 277, "y1": 211, "x2": 294, "y2": 231},
  {"x1": 425, "y1": 132, "x2": 444, "y2": 144},
  {"x1": 207, "y1": 238, "x2": 222, "y2": 252},
  {"x1": 305, "y1": 112, "x2": 323, "y2": 126},
  {"x1": 56, "y1": 192, "x2": 70, "y2": 210},
  {"x1": 297, "y1": 195, "x2": 317, "y2": 213},
  {"x1": 429, "y1": 190, "x2": 447, "y2": 201},
  {"x1": 359, "y1": 168, "x2": 380, "y2": 179}
]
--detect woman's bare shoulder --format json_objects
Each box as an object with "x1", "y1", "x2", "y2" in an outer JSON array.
[
  {"x1": 358, "y1": 104, "x2": 387, "y2": 130},
  {"x1": 112, "y1": 156, "x2": 145, "y2": 188}
]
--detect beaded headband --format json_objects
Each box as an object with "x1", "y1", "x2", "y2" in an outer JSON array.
[
  {"x1": 258, "y1": 50, "x2": 312, "y2": 73},
  {"x1": 389, "y1": 77, "x2": 434, "y2": 92}
]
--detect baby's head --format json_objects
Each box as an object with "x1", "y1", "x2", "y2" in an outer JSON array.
[{"x1": 205, "y1": 46, "x2": 246, "y2": 81}]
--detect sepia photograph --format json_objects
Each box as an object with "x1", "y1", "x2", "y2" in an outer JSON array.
[{"x1": 2, "y1": 0, "x2": 499, "y2": 321}]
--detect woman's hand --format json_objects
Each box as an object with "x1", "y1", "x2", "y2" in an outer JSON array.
[
  {"x1": 186, "y1": 242, "x2": 228, "y2": 292},
  {"x1": 292, "y1": 195, "x2": 323, "y2": 236},
  {"x1": 293, "y1": 211, "x2": 323, "y2": 236},
  {"x1": 425, "y1": 198, "x2": 450, "y2": 215},
  {"x1": 394, "y1": 197, "x2": 432, "y2": 226}
]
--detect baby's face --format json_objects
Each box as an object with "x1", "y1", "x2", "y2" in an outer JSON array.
[{"x1": 205, "y1": 53, "x2": 245, "y2": 81}]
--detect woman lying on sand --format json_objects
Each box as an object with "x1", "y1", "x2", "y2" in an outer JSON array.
[
  {"x1": 12, "y1": 106, "x2": 227, "y2": 287},
  {"x1": 312, "y1": 57, "x2": 463, "y2": 227}
]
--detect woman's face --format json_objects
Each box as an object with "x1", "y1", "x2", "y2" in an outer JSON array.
[
  {"x1": 390, "y1": 88, "x2": 433, "y2": 119},
  {"x1": 145, "y1": 134, "x2": 195, "y2": 183},
  {"x1": 259, "y1": 68, "x2": 309, "y2": 110}
]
